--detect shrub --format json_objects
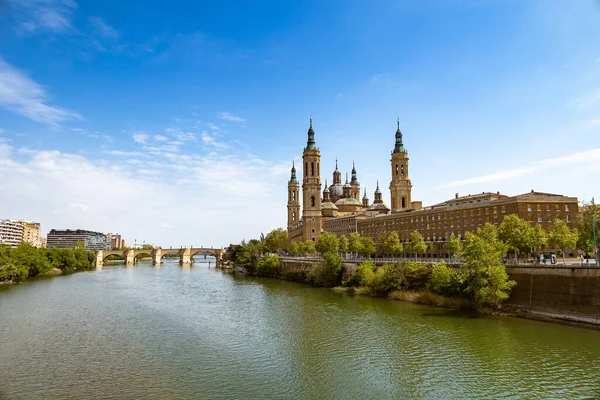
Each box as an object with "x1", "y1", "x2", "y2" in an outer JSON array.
[
  {"x1": 427, "y1": 262, "x2": 468, "y2": 297},
  {"x1": 0, "y1": 262, "x2": 29, "y2": 282},
  {"x1": 344, "y1": 261, "x2": 375, "y2": 287},
  {"x1": 256, "y1": 255, "x2": 281, "y2": 277},
  {"x1": 307, "y1": 252, "x2": 343, "y2": 287},
  {"x1": 403, "y1": 261, "x2": 431, "y2": 290}
]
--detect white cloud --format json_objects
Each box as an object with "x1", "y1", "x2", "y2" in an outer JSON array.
[
  {"x1": 218, "y1": 112, "x2": 245, "y2": 122},
  {"x1": 154, "y1": 134, "x2": 168, "y2": 141},
  {"x1": 0, "y1": 59, "x2": 81, "y2": 126},
  {"x1": 0, "y1": 144, "x2": 289, "y2": 247},
  {"x1": 201, "y1": 131, "x2": 228, "y2": 149},
  {"x1": 88, "y1": 16, "x2": 118, "y2": 38},
  {"x1": 132, "y1": 132, "x2": 149, "y2": 144},
  {"x1": 7, "y1": 0, "x2": 77, "y2": 34},
  {"x1": 175, "y1": 131, "x2": 196, "y2": 141},
  {"x1": 442, "y1": 148, "x2": 600, "y2": 188}
]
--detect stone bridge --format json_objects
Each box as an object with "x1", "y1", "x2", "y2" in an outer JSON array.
[{"x1": 95, "y1": 247, "x2": 224, "y2": 269}]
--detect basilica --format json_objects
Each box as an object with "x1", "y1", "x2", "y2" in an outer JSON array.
[
  {"x1": 287, "y1": 118, "x2": 414, "y2": 243},
  {"x1": 286, "y1": 118, "x2": 579, "y2": 259}
]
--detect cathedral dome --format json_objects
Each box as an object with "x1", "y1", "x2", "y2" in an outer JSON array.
[
  {"x1": 329, "y1": 183, "x2": 343, "y2": 197},
  {"x1": 321, "y1": 202, "x2": 339, "y2": 210}
]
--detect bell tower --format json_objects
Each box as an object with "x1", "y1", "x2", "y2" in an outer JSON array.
[
  {"x1": 389, "y1": 119, "x2": 412, "y2": 212},
  {"x1": 302, "y1": 118, "x2": 322, "y2": 242},
  {"x1": 287, "y1": 161, "x2": 300, "y2": 229}
]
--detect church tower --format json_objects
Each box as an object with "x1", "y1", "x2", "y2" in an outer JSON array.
[
  {"x1": 287, "y1": 161, "x2": 300, "y2": 229},
  {"x1": 389, "y1": 119, "x2": 412, "y2": 212},
  {"x1": 350, "y1": 161, "x2": 360, "y2": 201},
  {"x1": 302, "y1": 118, "x2": 322, "y2": 243}
]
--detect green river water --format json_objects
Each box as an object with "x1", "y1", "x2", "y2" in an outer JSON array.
[{"x1": 0, "y1": 260, "x2": 599, "y2": 399}]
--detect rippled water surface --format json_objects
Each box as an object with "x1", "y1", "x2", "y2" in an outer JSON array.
[{"x1": 1, "y1": 261, "x2": 599, "y2": 399}]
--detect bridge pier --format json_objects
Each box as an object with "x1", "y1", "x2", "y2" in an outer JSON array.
[
  {"x1": 125, "y1": 249, "x2": 135, "y2": 265},
  {"x1": 180, "y1": 248, "x2": 191, "y2": 265},
  {"x1": 96, "y1": 250, "x2": 103, "y2": 270},
  {"x1": 153, "y1": 249, "x2": 162, "y2": 265}
]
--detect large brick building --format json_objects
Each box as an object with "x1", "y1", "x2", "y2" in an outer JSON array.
[{"x1": 287, "y1": 118, "x2": 579, "y2": 256}]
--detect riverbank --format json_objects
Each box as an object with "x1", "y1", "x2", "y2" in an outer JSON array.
[
  {"x1": 233, "y1": 257, "x2": 600, "y2": 330},
  {"x1": 0, "y1": 244, "x2": 96, "y2": 285}
]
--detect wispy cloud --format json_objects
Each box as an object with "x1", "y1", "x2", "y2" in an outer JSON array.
[
  {"x1": 7, "y1": 0, "x2": 77, "y2": 34},
  {"x1": 201, "y1": 131, "x2": 228, "y2": 149},
  {"x1": 88, "y1": 16, "x2": 118, "y2": 38},
  {"x1": 0, "y1": 58, "x2": 81, "y2": 126},
  {"x1": 442, "y1": 148, "x2": 600, "y2": 188},
  {"x1": 132, "y1": 132, "x2": 149, "y2": 144},
  {"x1": 154, "y1": 134, "x2": 168, "y2": 142},
  {"x1": 218, "y1": 112, "x2": 245, "y2": 122}
]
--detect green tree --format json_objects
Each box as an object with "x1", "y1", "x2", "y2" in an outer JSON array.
[
  {"x1": 307, "y1": 252, "x2": 343, "y2": 287},
  {"x1": 527, "y1": 224, "x2": 548, "y2": 258},
  {"x1": 462, "y1": 224, "x2": 515, "y2": 309},
  {"x1": 338, "y1": 235, "x2": 349, "y2": 254},
  {"x1": 348, "y1": 232, "x2": 363, "y2": 257},
  {"x1": 548, "y1": 219, "x2": 579, "y2": 265},
  {"x1": 406, "y1": 230, "x2": 427, "y2": 261},
  {"x1": 576, "y1": 199, "x2": 599, "y2": 257},
  {"x1": 298, "y1": 240, "x2": 316, "y2": 256},
  {"x1": 10, "y1": 243, "x2": 51, "y2": 277},
  {"x1": 359, "y1": 236, "x2": 376, "y2": 257},
  {"x1": 263, "y1": 228, "x2": 290, "y2": 253},
  {"x1": 444, "y1": 233, "x2": 463, "y2": 260},
  {"x1": 382, "y1": 231, "x2": 403, "y2": 256},
  {"x1": 498, "y1": 214, "x2": 531, "y2": 261},
  {"x1": 315, "y1": 232, "x2": 339, "y2": 255},
  {"x1": 288, "y1": 241, "x2": 299, "y2": 255},
  {"x1": 256, "y1": 255, "x2": 281, "y2": 277}
]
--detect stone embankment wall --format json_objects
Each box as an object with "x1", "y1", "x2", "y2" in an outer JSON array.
[
  {"x1": 505, "y1": 266, "x2": 600, "y2": 327},
  {"x1": 279, "y1": 258, "x2": 600, "y2": 327}
]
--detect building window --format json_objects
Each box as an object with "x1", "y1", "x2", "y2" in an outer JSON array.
[
  {"x1": 527, "y1": 204, "x2": 532, "y2": 212},
  {"x1": 292, "y1": 212, "x2": 296, "y2": 221},
  {"x1": 402, "y1": 197, "x2": 406, "y2": 208},
  {"x1": 536, "y1": 204, "x2": 541, "y2": 212},
  {"x1": 538, "y1": 216, "x2": 543, "y2": 223},
  {"x1": 311, "y1": 162, "x2": 314, "y2": 176},
  {"x1": 555, "y1": 204, "x2": 560, "y2": 212},
  {"x1": 547, "y1": 217, "x2": 552, "y2": 223},
  {"x1": 311, "y1": 196, "x2": 315, "y2": 207},
  {"x1": 565, "y1": 205, "x2": 570, "y2": 212},
  {"x1": 501, "y1": 206, "x2": 505, "y2": 213},
  {"x1": 493, "y1": 207, "x2": 497, "y2": 214}
]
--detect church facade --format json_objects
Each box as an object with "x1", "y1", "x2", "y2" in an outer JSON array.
[{"x1": 287, "y1": 118, "x2": 414, "y2": 243}]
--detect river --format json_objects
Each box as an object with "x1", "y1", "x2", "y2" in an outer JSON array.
[{"x1": 0, "y1": 260, "x2": 599, "y2": 399}]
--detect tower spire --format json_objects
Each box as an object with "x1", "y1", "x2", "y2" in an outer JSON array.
[
  {"x1": 306, "y1": 116, "x2": 317, "y2": 151},
  {"x1": 350, "y1": 160, "x2": 359, "y2": 185},
  {"x1": 289, "y1": 160, "x2": 298, "y2": 183},
  {"x1": 393, "y1": 118, "x2": 405, "y2": 153}
]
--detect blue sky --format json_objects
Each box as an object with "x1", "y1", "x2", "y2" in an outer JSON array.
[{"x1": 1, "y1": 0, "x2": 599, "y2": 247}]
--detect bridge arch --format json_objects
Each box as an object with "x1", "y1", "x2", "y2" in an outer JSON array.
[{"x1": 102, "y1": 251, "x2": 126, "y2": 262}]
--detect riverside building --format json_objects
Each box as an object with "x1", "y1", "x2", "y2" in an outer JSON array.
[
  {"x1": 47, "y1": 229, "x2": 111, "y2": 250},
  {"x1": 286, "y1": 119, "x2": 579, "y2": 256},
  {"x1": 0, "y1": 220, "x2": 25, "y2": 247}
]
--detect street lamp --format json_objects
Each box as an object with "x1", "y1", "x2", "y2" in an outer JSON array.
[{"x1": 593, "y1": 216, "x2": 598, "y2": 266}]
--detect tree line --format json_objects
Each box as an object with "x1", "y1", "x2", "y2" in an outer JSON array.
[
  {"x1": 227, "y1": 207, "x2": 591, "y2": 265},
  {"x1": 0, "y1": 243, "x2": 96, "y2": 282}
]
